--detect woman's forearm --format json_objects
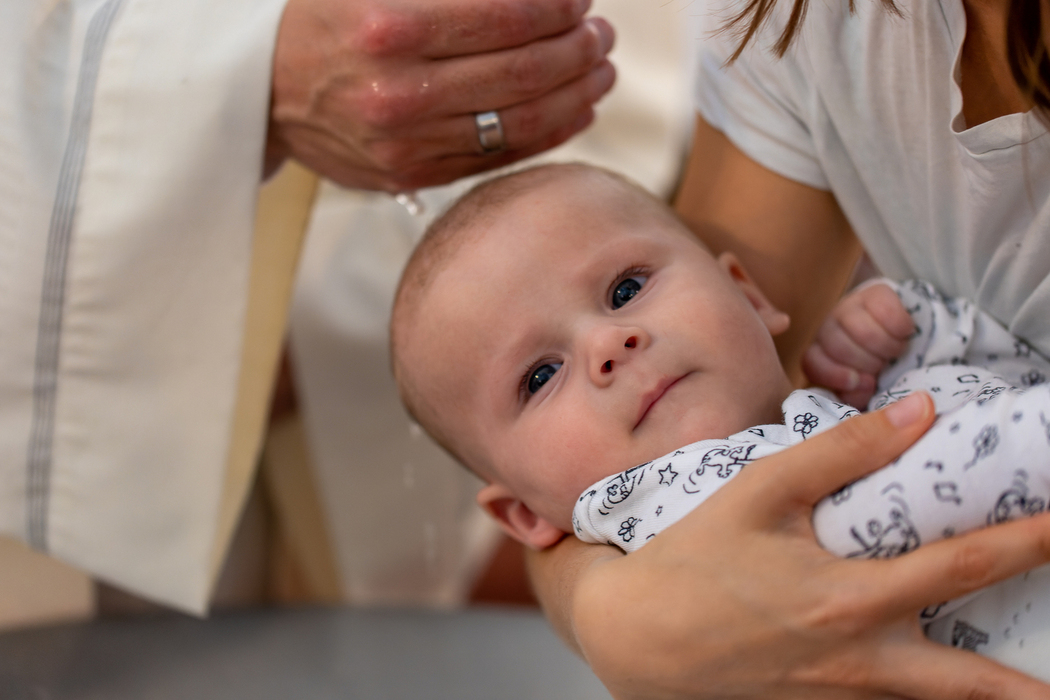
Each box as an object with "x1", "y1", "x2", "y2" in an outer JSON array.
[
  {"x1": 526, "y1": 535, "x2": 622, "y2": 656},
  {"x1": 527, "y1": 394, "x2": 1050, "y2": 699}
]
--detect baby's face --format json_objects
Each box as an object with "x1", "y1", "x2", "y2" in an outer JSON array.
[{"x1": 407, "y1": 173, "x2": 792, "y2": 532}]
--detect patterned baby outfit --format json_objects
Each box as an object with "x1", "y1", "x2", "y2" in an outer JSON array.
[{"x1": 572, "y1": 279, "x2": 1050, "y2": 675}]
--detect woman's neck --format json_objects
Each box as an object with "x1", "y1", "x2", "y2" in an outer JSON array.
[{"x1": 959, "y1": 0, "x2": 1033, "y2": 126}]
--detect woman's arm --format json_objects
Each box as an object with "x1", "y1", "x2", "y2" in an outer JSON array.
[
  {"x1": 529, "y1": 393, "x2": 1050, "y2": 699},
  {"x1": 674, "y1": 116, "x2": 863, "y2": 383}
]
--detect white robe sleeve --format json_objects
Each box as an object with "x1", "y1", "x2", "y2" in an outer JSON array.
[{"x1": 1, "y1": 0, "x2": 287, "y2": 613}]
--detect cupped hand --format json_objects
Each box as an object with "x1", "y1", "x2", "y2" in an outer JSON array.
[
  {"x1": 570, "y1": 392, "x2": 1050, "y2": 699},
  {"x1": 803, "y1": 281, "x2": 914, "y2": 409},
  {"x1": 266, "y1": 0, "x2": 616, "y2": 191}
]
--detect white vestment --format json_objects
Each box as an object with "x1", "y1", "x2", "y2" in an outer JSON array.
[{"x1": 1, "y1": 0, "x2": 287, "y2": 613}]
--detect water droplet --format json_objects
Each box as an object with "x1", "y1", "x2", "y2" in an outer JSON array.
[{"x1": 394, "y1": 191, "x2": 425, "y2": 216}]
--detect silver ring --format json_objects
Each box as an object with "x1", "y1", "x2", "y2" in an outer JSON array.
[{"x1": 475, "y1": 111, "x2": 505, "y2": 154}]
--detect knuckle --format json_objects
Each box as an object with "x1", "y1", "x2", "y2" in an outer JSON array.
[
  {"x1": 366, "y1": 139, "x2": 415, "y2": 172},
  {"x1": 357, "y1": 88, "x2": 416, "y2": 130},
  {"x1": 945, "y1": 542, "x2": 998, "y2": 588},
  {"x1": 962, "y1": 677, "x2": 1005, "y2": 700},
  {"x1": 355, "y1": 8, "x2": 419, "y2": 57}
]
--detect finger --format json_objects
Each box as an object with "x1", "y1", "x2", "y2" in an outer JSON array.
[
  {"x1": 838, "y1": 385, "x2": 877, "y2": 411},
  {"x1": 458, "y1": 58, "x2": 615, "y2": 154},
  {"x1": 838, "y1": 307, "x2": 911, "y2": 361},
  {"x1": 372, "y1": 0, "x2": 594, "y2": 59},
  {"x1": 423, "y1": 17, "x2": 615, "y2": 117},
  {"x1": 802, "y1": 343, "x2": 875, "y2": 396},
  {"x1": 362, "y1": 61, "x2": 612, "y2": 189},
  {"x1": 866, "y1": 510, "x2": 1050, "y2": 618},
  {"x1": 861, "y1": 283, "x2": 915, "y2": 340},
  {"x1": 816, "y1": 320, "x2": 887, "y2": 374},
  {"x1": 370, "y1": 104, "x2": 598, "y2": 191},
  {"x1": 742, "y1": 392, "x2": 935, "y2": 516},
  {"x1": 878, "y1": 637, "x2": 1050, "y2": 700}
]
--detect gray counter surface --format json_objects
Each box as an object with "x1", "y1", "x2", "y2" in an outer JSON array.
[{"x1": 0, "y1": 606, "x2": 611, "y2": 699}]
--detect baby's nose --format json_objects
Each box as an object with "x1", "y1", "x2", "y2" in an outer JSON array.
[{"x1": 600, "y1": 336, "x2": 639, "y2": 374}]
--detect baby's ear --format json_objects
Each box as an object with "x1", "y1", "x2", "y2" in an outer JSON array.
[
  {"x1": 477, "y1": 483, "x2": 565, "y2": 550},
  {"x1": 718, "y1": 252, "x2": 791, "y2": 336}
]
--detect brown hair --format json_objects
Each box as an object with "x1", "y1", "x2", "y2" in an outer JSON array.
[{"x1": 726, "y1": 0, "x2": 1050, "y2": 125}]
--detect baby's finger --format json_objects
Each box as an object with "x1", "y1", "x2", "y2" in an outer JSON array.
[
  {"x1": 864, "y1": 511, "x2": 1050, "y2": 619},
  {"x1": 802, "y1": 343, "x2": 876, "y2": 396},
  {"x1": 861, "y1": 283, "x2": 916, "y2": 341},
  {"x1": 742, "y1": 392, "x2": 935, "y2": 519},
  {"x1": 837, "y1": 304, "x2": 911, "y2": 361},
  {"x1": 876, "y1": 636, "x2": 1050, "y2": 699},
  {"x1": 814, "y1": 320, "x2": 887, "y2": 376}
]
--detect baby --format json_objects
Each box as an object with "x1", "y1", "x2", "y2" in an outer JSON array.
[{"x1": 391, "y1": 163, "x2": 1050, "y2": 674}]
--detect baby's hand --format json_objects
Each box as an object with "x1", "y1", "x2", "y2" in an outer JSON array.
[{"x1": 803, "y1": 281, "x2": 914, "y2": 408}]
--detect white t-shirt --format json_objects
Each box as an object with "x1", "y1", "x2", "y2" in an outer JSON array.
[{"x1": 694, "y1": 0, "x2": 1050, "y2": 353}]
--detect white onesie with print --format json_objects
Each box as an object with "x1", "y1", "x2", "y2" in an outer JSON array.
[{"x1": 573, "y1": 279, "x2": 1050, "y2": 675}]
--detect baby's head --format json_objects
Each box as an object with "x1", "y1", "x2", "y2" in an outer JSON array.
[{"x1": 392, "y1": 163, "x2": 792, "y2": 549}]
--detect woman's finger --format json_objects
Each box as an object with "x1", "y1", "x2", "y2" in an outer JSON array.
[
  {"x1": 864, "y1": 511, "x2": 1050, "y2": 618},
  {"x1": 740, "y1": 392, "x2": 935, "y2": 520},
  {"x1": 875, "y1": 635, "x2": 1050, "y2": 700}
]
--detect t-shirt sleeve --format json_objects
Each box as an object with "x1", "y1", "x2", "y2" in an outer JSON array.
[{"x1": 694, "y1": 20, "x2": 830, "y2": 190}]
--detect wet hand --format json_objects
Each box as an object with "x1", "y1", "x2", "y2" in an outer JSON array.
[{"x1": 266, "y1": 0, "x2": 616, "y2": 191}]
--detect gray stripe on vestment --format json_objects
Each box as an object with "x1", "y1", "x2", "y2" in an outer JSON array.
[{"x1": 27, "y1": 0, "x2": 124, "y2": 551}]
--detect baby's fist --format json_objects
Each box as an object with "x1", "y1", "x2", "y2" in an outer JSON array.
[{"x1": 803, "y1": 281, "x2": 914, "y2": 408}]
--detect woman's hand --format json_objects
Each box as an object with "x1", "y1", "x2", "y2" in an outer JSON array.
[
  {"x1": 531, "y1": 392, "x2": 1050, "y2": 699},
  {"x1": 267, "y1": 0, "x2": 616, "y2": 191}
]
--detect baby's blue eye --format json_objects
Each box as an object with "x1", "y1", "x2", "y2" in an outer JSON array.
[
  {"x1": 527, "y1": 363, "x2": 561, "y2": 395},
  {"x1": 612, "y1": 276, "x2": 646, "y2": 309}
]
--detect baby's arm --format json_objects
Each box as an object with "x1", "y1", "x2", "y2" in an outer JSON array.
[{"x1": 803, "y1": 280, "x2": 915, "y2": 408}]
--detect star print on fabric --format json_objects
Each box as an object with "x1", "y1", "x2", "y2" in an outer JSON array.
[
  {"x1": 655, "y1": 506, "x2": 663, "y2": 516},
  {"x1": 658, "y1": 464, "x2": 678, "y2": 486}
]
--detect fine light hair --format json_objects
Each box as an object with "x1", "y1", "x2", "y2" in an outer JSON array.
[
  {"x1": 390, "y1": 162, "x2": 681, "y2": 473},
  {"x1": 727, "y1": 0, "x2": 1050, "y2": 126}
]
